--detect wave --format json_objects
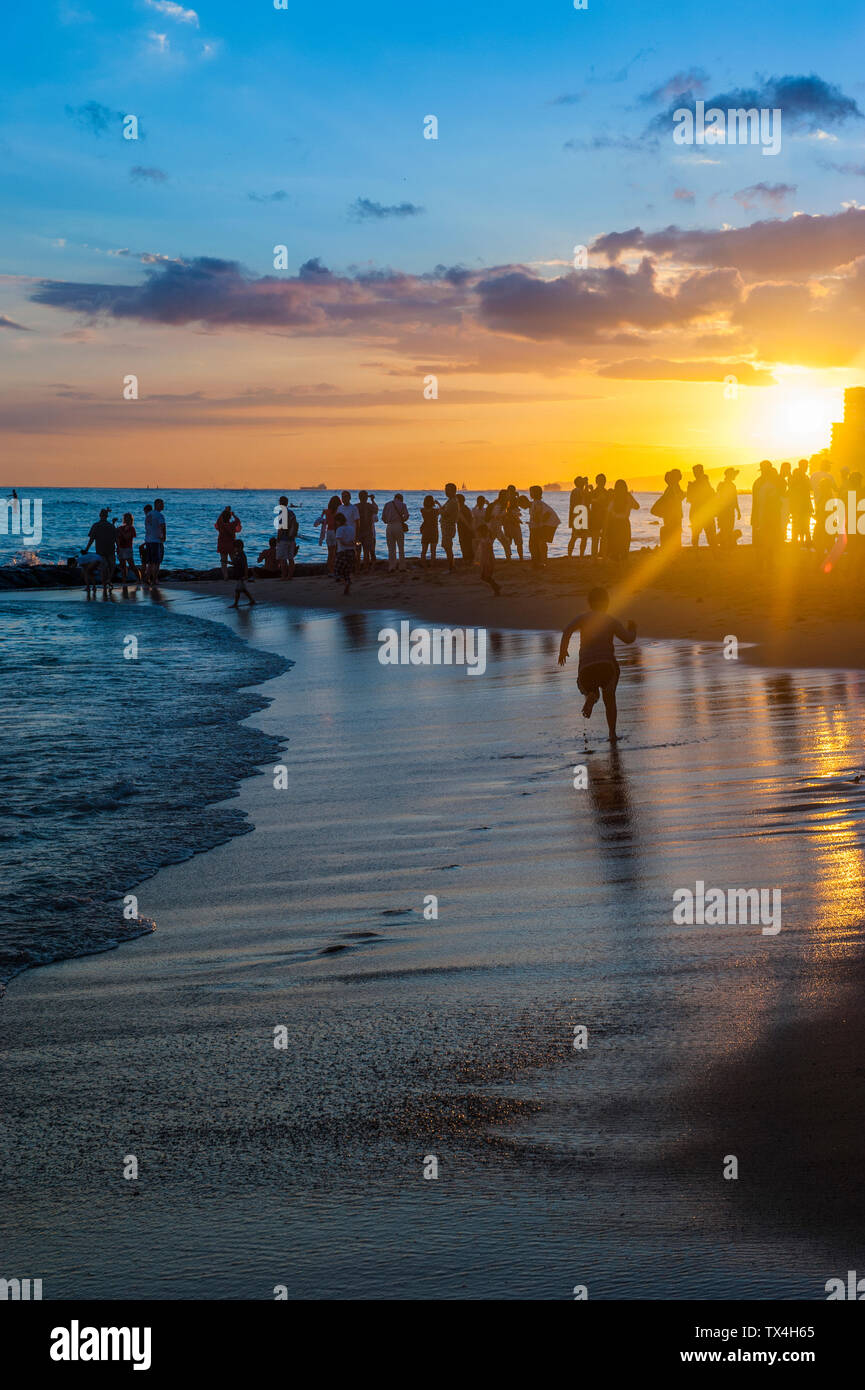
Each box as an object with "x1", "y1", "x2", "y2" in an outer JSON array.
[{"x1": 0, "y1": 596, "x2": 289, "y2": 995}]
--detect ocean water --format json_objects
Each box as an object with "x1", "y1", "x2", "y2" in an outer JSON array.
[
  {"x1": 0, "y1": 486, "x2": 755, "y2": 569},
  {"x1": 0, "y1": 592, "x2": 287, "y2": 991}
]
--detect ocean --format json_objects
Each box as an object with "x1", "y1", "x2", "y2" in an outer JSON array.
[
  {"x1": 0, "y1": 591, "x2": 287, "y2": 991},
  {"x1": 0, "y1": 486, "x2": 755, "y2": 569}
]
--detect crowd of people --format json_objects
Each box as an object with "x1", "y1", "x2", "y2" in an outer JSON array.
[
  {"x1": 645, "y1": 456, "x2": 860, "y2": 558},
  {"x1": 74, "y1": 454, "x2": 861, "y2": 600},
  {"x1": 311, "y1": 483, "x2": 562, "y2": 592}
]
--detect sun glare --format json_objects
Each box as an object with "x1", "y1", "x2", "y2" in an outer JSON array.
[{"x1": 758, "y1": 381, "x2": 841, "y2": 458}]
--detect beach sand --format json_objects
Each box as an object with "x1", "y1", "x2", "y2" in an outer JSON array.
[
  {"x1": 176, "y1": 544, "x2": 865, "y2": 672},
  {"x1": 2, "y1": 582, "x2": 865, "y2": 1299}
]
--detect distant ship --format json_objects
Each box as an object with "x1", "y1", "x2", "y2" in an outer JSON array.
[{"x1": 300, "y1": 483, "x2": 328, "y2": 489}]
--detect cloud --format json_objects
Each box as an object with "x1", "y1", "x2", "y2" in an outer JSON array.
[
  {"x1": 595, "y1": 357, "x2": 775, "y2": 384},
  {"x1": 641, "y1": 69, "x2": 710, "y2": 105},
  {"x1": 248, "y1": 190, "x2": 288, "y2": 203},
  {"x1": 25, "y1": 208, "x2": 865, "y2": 377},
  {"x1": 0, "y1": 314, "x2": 30, "y2": 331},
  {"x1": 646, "y1": 73, "x2": 863, "y2": 138},
  {"x1": 732, "y1": 181, "x2": 796, "y2": 210},
  {"x1": 549, "y1": 93, "x2": 582, "y2": 106},
  {"x1": 130, "y1": 165, "x2": 167, "y2": 182},
  {"x1": 144, "y1": 0, "x2": 199, "y2": 22},
  {"x1": 64, "y1": 101, "x2": 125, "y2": 137},
  {"x1": 565, "y1": 133, "x2": 651, "y2": 154},
  {"x1": 348, "y1": 198, "x2": 425, "y2": 221},
  {"x1": 28, "y1": 255, "x2": 468, "y2": 333},
  {"x1": 585, "y1": 48, "x2": 654, "y2": 86},
  {"x1": 591, "y1": 207, "x2": 865, "y2": 276},
  {"x1": 819, "y1": 158, "x2": 865, "y2": 176},
  {"x1": 673, "y1": 187, "x2": 695, "y2": 203},
  {"x1": 473, "y1": 260, "x2": 741, "y2": 343}
]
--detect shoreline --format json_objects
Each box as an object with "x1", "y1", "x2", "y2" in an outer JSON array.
[
  {"x1": 167, "y1": 546, "x2": 865, "y2": 673},
  {"x1": 0, "y1": 586, "x2": 289, "y2": 997}
]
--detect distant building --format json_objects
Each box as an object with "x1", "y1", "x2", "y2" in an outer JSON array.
[{"x1": 829, "y1": 388, "x2": 865, "y2": 469}]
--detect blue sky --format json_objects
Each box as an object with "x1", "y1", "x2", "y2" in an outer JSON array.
[
  {"x1": 4, "y1": 0, "x2": 865, "y2": 279},
  {"x1": 3, "y1": 1, "x2": 865, "y2": 487}
]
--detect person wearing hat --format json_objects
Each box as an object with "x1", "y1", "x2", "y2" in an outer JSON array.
[{"x1": 716, "y1": 467, "x2": 741, "y2": 549}]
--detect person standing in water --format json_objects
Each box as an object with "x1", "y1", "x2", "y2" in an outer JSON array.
[
  {"x1": 115, "y1": 512, "x2": 139, "y2": 586},
  {"x1": 558, "y1": 585, "x2": 637, "y2": 742},
  {"x1": 83, "y1": 507, "x2": 117, "y2": 595},
  {"x1": 143, "y1": 498, "x2": 166, "y2": 585}
]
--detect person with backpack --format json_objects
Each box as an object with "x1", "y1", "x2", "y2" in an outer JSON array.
[{"x1": 527, "y1": 485, "x2": 559, "y2": 569}]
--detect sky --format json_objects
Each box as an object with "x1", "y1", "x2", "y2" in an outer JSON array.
[{"x1": 3, "y1": 0, "x2": 865, "y2": 489}]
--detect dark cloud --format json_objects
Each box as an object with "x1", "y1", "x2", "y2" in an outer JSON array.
[
  {"x1": 26, "y1": 213, "x2": 865, "y2": 375},
  {"x1": 591, "y1": 208, "x2": 865, "y2": 276},
  {"x1": 29, "y1": 254, "x2": 467, "y2": 333},
  {"x1": 64, "y1": 101, "x2": 126, "y2": 137},
  {"x1": 732, "y1": 182, "x2": 796, "y2": 210},
  {"x1": 247, "y1": 190, "x2": 288, "y2": 202},
  {"x1": 646, "y1": 73, "x2": 863, "y2": 137},
  {"x1": 348, "y1": 198, "x2": 425, "y2": 221},
  {"x1": 0, "y1": 314, "x2": 30, "y2": 331},
  {"x1": 473, "y1": 260, "x2": 741, "y2": 343},
  {"x1": 130, "y1": 166, "x2": 167, "y2": 183}
]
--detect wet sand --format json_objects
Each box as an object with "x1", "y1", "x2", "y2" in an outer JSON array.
[
  {"x1": 2, "y1": 590, "x2": 865, "y2": 1298},
  {"x1": 180, "y1": 544, "x2": 865, "y2": 673}
]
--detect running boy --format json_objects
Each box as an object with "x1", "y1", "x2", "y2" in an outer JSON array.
[{"x1": 558, "y1": 585, "x2": 636, "y2": 741}]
